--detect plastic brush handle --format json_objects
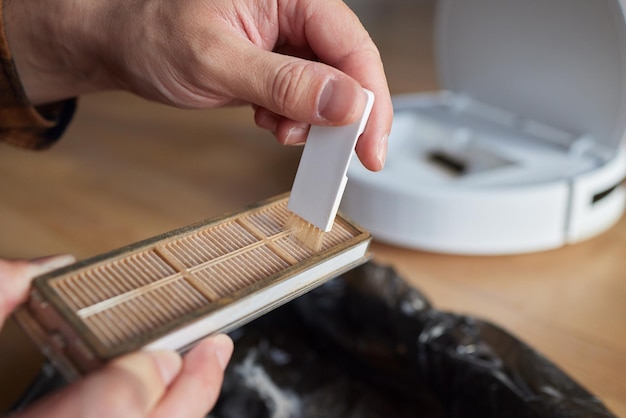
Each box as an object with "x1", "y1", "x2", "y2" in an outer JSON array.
[{"x1": 288, "y1": 89, "x2": 375, "y2": 231}]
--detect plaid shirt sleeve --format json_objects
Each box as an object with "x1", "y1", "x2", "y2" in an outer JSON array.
[{"x1": 0, "y1": 0, "x2": 76, "y2": 150}]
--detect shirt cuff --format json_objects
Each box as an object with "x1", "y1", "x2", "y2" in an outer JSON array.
[
  {"x1": 0, "y1": 0, "x2": 77, "y2": 150},
  {"x1": 0, "y1": 100, "x2": 77, "y2": 149}
]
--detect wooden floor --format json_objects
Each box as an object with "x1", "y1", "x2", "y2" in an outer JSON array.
[{"x1": 1, "y1": 0, "x2": 625, "y2": 415}]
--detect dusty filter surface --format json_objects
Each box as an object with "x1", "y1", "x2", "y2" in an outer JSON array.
[{"x1": 14, "y1": 195, "x2": 371, "y2": 380}]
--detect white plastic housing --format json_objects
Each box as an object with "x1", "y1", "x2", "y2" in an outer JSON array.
[{"x1": 341, "y1": 0, "x2": 626, "y2": 255}]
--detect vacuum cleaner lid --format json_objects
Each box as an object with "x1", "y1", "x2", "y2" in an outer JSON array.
[{"x1": 436, "y1": 0, "x2": 626, "y2": 151}]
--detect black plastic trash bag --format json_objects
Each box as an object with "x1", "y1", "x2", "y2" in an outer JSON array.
[
  {"x1": 10, "y1": 262, "x2": 614, "y2": 417},
  {"x1": 211, "y1": 262, "x2": 614, "y2": 418}
]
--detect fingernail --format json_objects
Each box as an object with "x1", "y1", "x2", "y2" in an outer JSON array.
[
  {"x1": 31, "y1": 254, "x2": 76, "y2": 276},
  {"x1": 376, "y1": 134, "x2": 389, "y2": 169},
  {"x1": 284, "y1": 126, "x2": 308, "y2": 146},
  {"x1": 318, "y1": 78, "x2": 363, "y2": 123},
  {"x1": 150, "y1": 351, "x2": 182, "y2": 386},
  {"x1": 211, "y1": 334, "x2": 234, "y2": 371}
]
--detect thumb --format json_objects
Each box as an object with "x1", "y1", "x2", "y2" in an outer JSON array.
[
  {"x1": 0, "y1": 254, "x2": 75, "y2": 325},
  {"x1": 24, "y1": 254, "x2": 77, "y2": 278},
  {"x1": 222, "y1": 42, "x2": 368, "y2": 126},
  {"x1": 16, "y1": 350, "x2": 182, "y2": 418}
]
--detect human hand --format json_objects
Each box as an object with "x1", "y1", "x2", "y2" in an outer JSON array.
[
  {"x1": 1, "y1": 255, "x2": 234, "y2": 418},
  {"x1": 5, "y1": 0, "x2": 392, "y2": 170}
]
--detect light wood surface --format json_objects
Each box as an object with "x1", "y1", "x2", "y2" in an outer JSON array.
[{"x1": 1, "y1": 1, "x2": 625, "y2": 415}]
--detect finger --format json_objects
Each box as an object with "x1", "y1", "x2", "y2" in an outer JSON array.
[
  {"x1": 26, "y1": 254, "x2": 77, "y2": 277},
  {"x1": 152, "y1": 334, "x2": 234, "y2": 418},
  {"x1": 355, "y1": 127, "x2": 389, "y2": 172},
  {"x1": 254, "y1": 106, "x2": 280, "y2": 133},
  {"x1": 0, "y1": 254, "x2": 75, "y2": 325},
  {"x1": 16, "y1": 350, "x2": 182, "y2": 418},
  {"x1": 254, "y1": 107, "x2": 310, "y2": 146},
  {"x1": 300, "y1": 0, "x2": 393, "y2": 171},
  {"x1": 219, "y1": 1, "x2": 391, "y2": 170},
  {"x1": 276, "y1": 119, "x2": 309, "y2": 146}
]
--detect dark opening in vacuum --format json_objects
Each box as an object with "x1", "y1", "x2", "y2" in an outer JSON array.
[
  {"x1": 427, "y1": 151, "x2": 467, "y2": 176},
  {"x1": 592, "y1": 178, "x2": 625, "y2": 204}
]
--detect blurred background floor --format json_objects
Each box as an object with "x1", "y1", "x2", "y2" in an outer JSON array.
[{"x1": 1, "y1": 0, "x2": 625, "y2": 415}]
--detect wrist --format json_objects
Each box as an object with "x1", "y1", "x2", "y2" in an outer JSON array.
[{"x1": 3, "y1": 0, "x2": 114, "y2": 105}]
